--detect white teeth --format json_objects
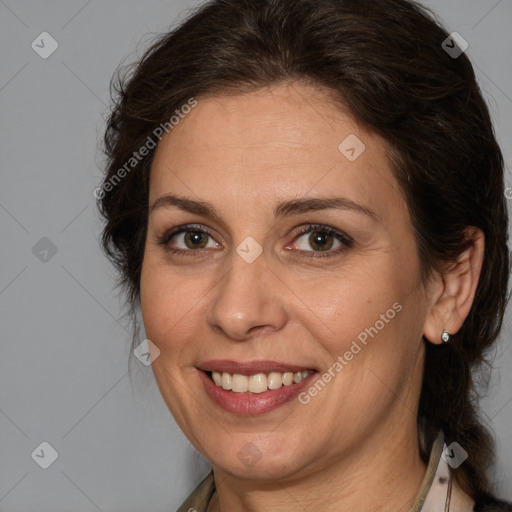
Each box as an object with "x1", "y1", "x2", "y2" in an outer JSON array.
[
  {"x1": 232, "y1": 374, "x2": 248, "y2": 393},
  {"x1": 249, "y1": 373, "x2": 267, "y2": 393},
  {"x1": 221, "y1": 372, "x2": 232, "y2": 390},
  {"x1": 211, "y1": 370, "x2": 313, "y2": 393},
  {"x1": 267, "y1": 372, "x2": 282, "y2": 389},
  {"x1": 282, "y1": 372, "x2": 294, "y2": 386}
]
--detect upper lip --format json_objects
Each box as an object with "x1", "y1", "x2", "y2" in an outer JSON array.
[{"x1": 197, "y1": 360, "x2": 316, "y2": 376}]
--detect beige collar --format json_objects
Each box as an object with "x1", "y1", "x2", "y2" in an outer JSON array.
[{"x1": 410, "y1": 430, "x2": 474, "y2": 511}]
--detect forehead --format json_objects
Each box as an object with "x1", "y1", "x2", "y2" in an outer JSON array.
[{"x1": 149, "y1": 82, "x2": 404, "y2": 223}]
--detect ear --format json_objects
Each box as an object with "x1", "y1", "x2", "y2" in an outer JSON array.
[{"x1": 423, "y1": 227, "x2": 485, "y2": 345}]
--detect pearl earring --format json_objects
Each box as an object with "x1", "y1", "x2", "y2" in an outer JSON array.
[{"x1": 441, "y1": 330, "x2": 451, "y2": 344}]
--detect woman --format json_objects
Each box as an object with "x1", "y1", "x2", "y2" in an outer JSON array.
[{"x1": 97, "y1": 0, "x2": 512, "y2": 510}]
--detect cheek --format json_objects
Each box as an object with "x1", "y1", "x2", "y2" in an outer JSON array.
[
  {"x1": 139, "y1": 258, "x2": 205, "y2": 354},
  {"x1": 296, "y1": 265, "x2": 422, "y2": 398},
  {"x1": 296, "y1": 266, "x2": 400, "y2": 345}
]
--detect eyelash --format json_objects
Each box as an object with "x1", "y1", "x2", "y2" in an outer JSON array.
[{"x1": 158, "y1": 223, "x2": 353, "y2": 258}]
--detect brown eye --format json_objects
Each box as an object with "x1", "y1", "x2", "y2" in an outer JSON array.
[
  {"x1": 308, "y1": 230, "x2": 335, "y2": 251},
  {"x1": 183, "y1": 230, "x2": 209, "y2": 249},
  {"x1": 288, "y1": 224, "x2": 353, "y2": 257},
  {"x1": 160, "y1": 225, "x2": 220, "y2": 254}
]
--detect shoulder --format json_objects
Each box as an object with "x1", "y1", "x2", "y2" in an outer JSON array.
[
  {"x1": 176, "y1": 471, "x2": 215, "y2": 512},
  {"x1": 473, "y1": 493, "x2": 512, "y2": 512}
]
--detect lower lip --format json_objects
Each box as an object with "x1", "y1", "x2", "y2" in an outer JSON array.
[{"x1": 198, "y1": 370, "x2": 318, "y2": 415}]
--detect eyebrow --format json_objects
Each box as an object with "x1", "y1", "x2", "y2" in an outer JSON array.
[{"x1": 149, "y1": 194, "x2": 379, "y2": 222}]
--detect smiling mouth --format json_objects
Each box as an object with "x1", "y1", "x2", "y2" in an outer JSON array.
[{"x1": 206, "y1": 369, "x2": 316, "y2": 393}]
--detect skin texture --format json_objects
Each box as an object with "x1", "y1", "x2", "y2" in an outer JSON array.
[{"x1": 139, "y1": 82, "x2": 484, "y2": 511}]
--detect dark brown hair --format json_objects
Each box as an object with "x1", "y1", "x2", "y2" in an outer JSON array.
[{"x1": 98, "y1": 0, "x2": 509, "y2": 500}]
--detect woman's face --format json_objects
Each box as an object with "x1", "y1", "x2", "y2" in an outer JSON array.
[{"x1": 140, "y1": 82, "x2": 432, "y2": 481}]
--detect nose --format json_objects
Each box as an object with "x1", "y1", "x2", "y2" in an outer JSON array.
[{"x1": 206, "y1": 248, "x2": 288, "y2": 342}]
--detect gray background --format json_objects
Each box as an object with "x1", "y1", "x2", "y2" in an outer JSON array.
[{"x1": 0, "y1": 1, "x2": 510, "y2": 510}]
